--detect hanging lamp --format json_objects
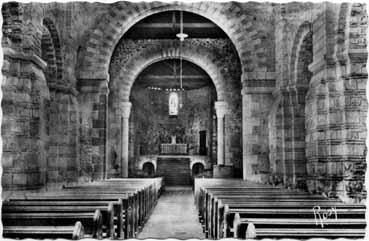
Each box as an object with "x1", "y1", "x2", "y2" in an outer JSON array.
[{"x1": 176, "y1": 11, "x2": 188, "y2": 109}]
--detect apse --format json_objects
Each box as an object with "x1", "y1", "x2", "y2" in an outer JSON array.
[{"x1": 129, "y1": 59, "x2": 217, "y2": 183}]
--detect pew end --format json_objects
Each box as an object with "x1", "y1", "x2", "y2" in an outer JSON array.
[
  {"x1": 93, "y1": 209, "x2": 104, "y2": 239},
  {"x1": 232, "y1": 212, "x2": 241, "y2": 238},
  {"x1": 106, "y1": 202, "x2": 115, "y2": 239},
  {"x1": 72, "y1": 221, "x2": 85, "y2": 240},
  {"x1": 245, "y1": 222, "x2": 256, "y2": 239}
]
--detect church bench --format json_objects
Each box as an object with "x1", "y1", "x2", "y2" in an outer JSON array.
[
  {"x1": 197, "y1": 186, "x2": 362, "y2": 239},
  {"x1": 204, "y1": 198, "x2": 346, "y2": 239},
  {"x1": 60, "y1": 186, "x2": 147, "y2": 234},
  {"x1": 220, "y1": 205, "x2": 366, "y2": 239},
  {"x1": 61, "y1": 179, "x2": 162, "y2": 237},
  {"x1": 2, "y1": 202, "x2": 116, "y2": 239},
  {"x1": 75, "y1": 178, "x2": 163, "y2": 207},
  {"x1": 244, "y1": 228, "x2": 366, "y2": 239},
  {"x1": 203, "y1": 195, "x2": 365, "y2": 239},
  {"x1": 64, "y1": 180, "x2": 162, "y2": 219},
  {"x1": 232, "y1": 217, "x2": 366, "y2": 239},
  {"x1": 3, "y1": 221, "x2": 85, "y2": 240},
  {"x1": 195, "y1": 179, "x2": 366, "y2": 239},
  {"x1": 7, "y1": 194, "x2": 131, "y2": 239},
  {"x1": 194, "y1": 178, "x2": 275, "y2": 204},
  {"x1": 199, "y1": 190, "x2": 339, "y2": 236},
  {"x1": 4, "y1": 178, "x2": 161, "y2": 239},
  {"x1": 2, "y1": 210, "x2": 103, "y2": 239},
  {"x1": 196, "y1": 186, "x2": 313, "y2": 209}
]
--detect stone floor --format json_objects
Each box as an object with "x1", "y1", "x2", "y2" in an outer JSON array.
[{"x1": 137, "y1": 186, "x2": 205, "y2": 239}]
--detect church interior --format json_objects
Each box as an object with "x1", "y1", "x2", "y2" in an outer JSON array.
[{"x1": 1, "y1": 1, "x2": 368, "y2": 239}]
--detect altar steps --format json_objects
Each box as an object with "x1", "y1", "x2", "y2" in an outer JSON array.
[{"x1": 157, "y1": 158, "x2": 191, "y2": 186}]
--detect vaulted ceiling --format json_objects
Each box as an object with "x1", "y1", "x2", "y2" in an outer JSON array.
[
  {"x1": 124, "y1": 11, "x2": 227, "y2": 39},
  {"x1": 128, "y1": 11, "x2": 224, "y2": 91},
  {"x1": 134, "y1": 59, "x2": 212, "y2": 90}
]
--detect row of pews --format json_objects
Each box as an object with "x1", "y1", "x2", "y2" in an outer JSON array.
[
  {"x1": 195, "y1": 178, "x2": 366, "y2": 239},
  {"x1": 2, "y1": 178, "x2": 163, "y2": 240}
]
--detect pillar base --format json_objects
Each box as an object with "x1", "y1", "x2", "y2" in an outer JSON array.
[{"x1": 213, "y1": 165, "x2": 234, "y2": 178}]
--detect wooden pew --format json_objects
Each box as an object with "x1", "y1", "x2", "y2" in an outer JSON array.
[
  {"x1": 232, "y1": 216, "x2": 366, "y2": 239},
  {"x1": 4, "y1": 178, "x2": 163, "y2": 240},
  {"x1": 2, "y1": 201, "x2": 116, "y2": 238},
  {"x1": 60, "y1": 186, "x2": 144, "y2": 236},
  {"x1": 206, "y1": 193, "x2": 357, "y2": 239},
  {"x1": 61, "y1": 178, "x2": 163, "y2": 238},
  {"x1": 223, "y1": 203, "x2": 366, "y2": 239},
  {"x1": 7, "y1": 193, "x2": 129, "y2": 239},
  {"x1": 195, "y1": 178, "x2": 366, "y2": 240},
  {"x1": 200, "y1": 188, "x2": 335, "y2": 237},
  {"x1": 2, "y1": 210, "x2": 102, "y2": 239},
  {"x1": 208, "y1": 197, "x2": 347, "y2": 239},
  {"x1": 3, "y1": 221, "x2": 85, "y2": 240}
]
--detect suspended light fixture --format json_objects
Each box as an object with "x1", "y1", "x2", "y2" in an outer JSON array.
[{"x1": 176, "y1": 11, "x2": 188, "y2": 109}]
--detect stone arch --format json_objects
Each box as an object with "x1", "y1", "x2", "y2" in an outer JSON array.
[
  {"x1": 279, "y1": 21, "x2": 314, "y2": 189},
  {"x1": 110, "y1": 42, "x2": 228, "y2": 101},
  {"x1": 41, "y1": 18, "x2": 63, "y2": 87},
  {"x1": 43, "y1": 18, "x2": 63, "y2": 81},
  {"x1": 41, "y1": 26, "x2": 57, "y2": 86},
  {"x1": 191, "y1": 162, "x2": 205, "y2": 177},
  {"x1": 289, "y1": 21, "x2": 312, "y2": 87},
  {"x1": 335, "y1": 3, "x2": 350, "y2": 65},
  {"x1": 77, "y1": 2, "x2": 263, "y2": 80},
  {"x1": 2, "y1": 2, "x2": 23, "y2": 45},
  {"x1": 142, "y1": 162, "x2": 156, "y2": 177}
]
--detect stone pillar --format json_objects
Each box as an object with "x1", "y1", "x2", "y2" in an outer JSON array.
[
  {"x1": 78, "y1": 79, "x2": 108, "y2": 181},
  {"x1": 241, "y1": 74, "x2": 275, "y2": 182},
  {"x1": 2, "y1": 47, "x2": 49, "y2": 190},
  {"x1": 120, "y1": 102, "x2": 132, "y2": 178},
  {"x1": 215, "y1": 101, "x2": 227, "y2": 165},
  {"x1": 213, "y1": 101, "x2": 233, "y2": 177}
]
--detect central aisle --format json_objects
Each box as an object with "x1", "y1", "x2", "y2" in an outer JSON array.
[{"x1": 138, "y1": 186, "x2": 205, "y2": 239}]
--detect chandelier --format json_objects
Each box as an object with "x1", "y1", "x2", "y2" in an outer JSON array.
[{"x1": 175, "y1": 11, "x2": 187, "y2": 109}]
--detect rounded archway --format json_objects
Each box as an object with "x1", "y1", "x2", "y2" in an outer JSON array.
[
  {"x1": 283, "y1": 22, "x2": 313, "y2": 189},
  {"x1": 105, "y1": 9, "x2": 242, "y2": 179},
  {"x1": 192, "y1": 163, "x2": 205, "y2": 177},
  {"x1": 142, "y1": 162, "x2": 155, "y2": 177},
  {"x1": 76, "y1": 3, "x2": 268, "y2": 81},
  {"x1": 109, "y1": 40, "x2": 230, "y2": 102}
]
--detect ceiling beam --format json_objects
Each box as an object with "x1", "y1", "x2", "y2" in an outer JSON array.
[
  {"x1": 138, "y1": 75, "x2": 209, "y2": 80},
  {"x1": 133, "y1": 23, "x2": 217, "y2": 29}
]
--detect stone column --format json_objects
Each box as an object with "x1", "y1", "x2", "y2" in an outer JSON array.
[
  {"x1": 241, "y1": 74, "x2": 275, "y2": 182},
  {"x1": 214, "y1": 101, "x2": 227, "y2": 165},
  {"x1": 213, "y1": 101, "x2": 233, "y2": 177},
  {"x1": 78, "y1": 79, "x2": 108, "y2": 181},
  {"x1": 120, "y1": 102, "x2": 132, "y2": 178}
]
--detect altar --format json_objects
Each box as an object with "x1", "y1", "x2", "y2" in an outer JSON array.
[{"x1": 160, "y1": 135, "x2": 187, "y2": 155}]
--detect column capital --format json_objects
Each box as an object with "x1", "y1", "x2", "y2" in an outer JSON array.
[
  {"x1": 214, "y1": 101, "x2": 228, "y2": 118},
  {"x1": 120, "y1": 101, "x2": 132, "y2": 119}
]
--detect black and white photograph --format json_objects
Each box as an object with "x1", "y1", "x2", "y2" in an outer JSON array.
[{"x1": 0, "y1": 0, "x2": 368, "y2": 240}]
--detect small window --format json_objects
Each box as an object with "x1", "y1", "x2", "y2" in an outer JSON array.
[{"x1": 169, "y1": 92, "x2": 179, "y2": 116}]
